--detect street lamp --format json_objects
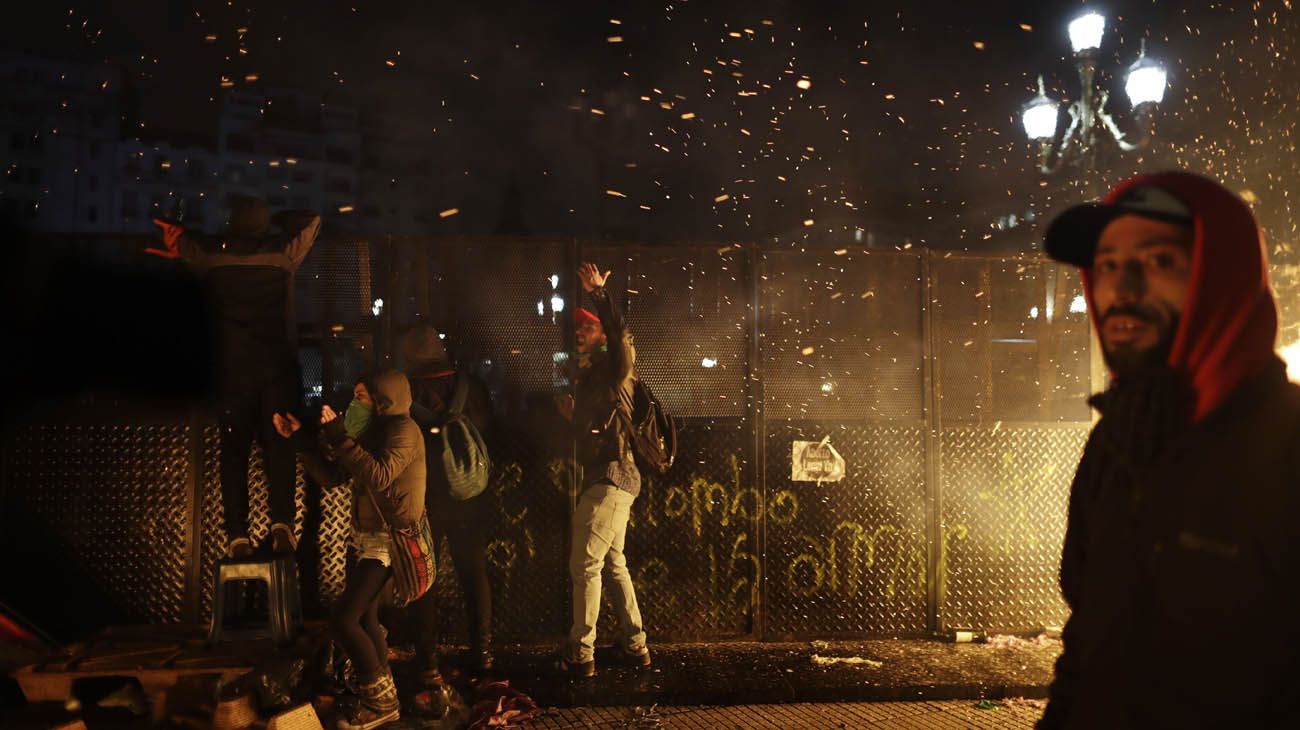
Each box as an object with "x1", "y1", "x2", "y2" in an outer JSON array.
[{"x1": 1021, "y1": 12, "x2": 1169, "y2": 174}]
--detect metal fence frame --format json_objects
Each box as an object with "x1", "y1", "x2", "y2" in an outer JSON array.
[{"x1": 0, "y1": 234, "x2": 1097, "y2": 640}]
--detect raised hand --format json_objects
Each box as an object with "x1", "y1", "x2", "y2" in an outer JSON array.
[
  {"x1": 146, "y1": 218, "x2": 183, "y2": 259},
  {"x1": 321, "y1": 405, "x2": 340, "y2": 424},
  {"x1": 272, "y1": 412, "x2": 302, "y2": 439},
  {"x1": 577, "y1": 262, "x2": 611, "y2": 293}
]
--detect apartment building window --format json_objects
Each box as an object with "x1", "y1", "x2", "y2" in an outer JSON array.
[
  {"x1": 25, "y1": 168, "x2": 39, "y2": 185},
  {"x1": 325, "y1": 147, "x2": 354, "y2": 165},
  {"x1": 88, "y1": 175, "x2": 99, "y2": 192},
  {"x1": 326, "y1": 179, "x2": 351, "y2": 194},
  {"x1": 291, "y1": 171, "x2": 313, "y2": 184},
  {"x1": 89, "y1": 140, "x2": 101, "y2": 160},
  {"x1": 10, "y1": 132, "x2": 22, "y2": 150},
  {"x1": 225, "y1": 133, "x2": 253, "y2": 153},
  {"x1": 188, "y1": 159, "x2": 206, "y2": 179},
  {"x1": 86, "y1": 206, "x2": 97, "y2": 223}
]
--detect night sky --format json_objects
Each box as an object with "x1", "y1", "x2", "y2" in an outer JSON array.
[{"x1": 3, "y1": 1, "x2": 1297, "y2": 302}]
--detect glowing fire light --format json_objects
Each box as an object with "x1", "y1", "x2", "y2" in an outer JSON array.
[{"x1": 1282, "y1": 340, "x2": 1300, "y2": 382}]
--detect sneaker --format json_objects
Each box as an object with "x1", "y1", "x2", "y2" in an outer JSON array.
[
  {"x1": 227, "y1": 536, "x2": 253, "y2": 560},
  {"x1": 549, "y1": 653, "x2": 595, "y2": 678},
  {"x1": 619, "y1": 645, "x2": 652, "y2": 667},
  {"x1": 271, "y1": 523, "x2": 297, "y2": 556}
]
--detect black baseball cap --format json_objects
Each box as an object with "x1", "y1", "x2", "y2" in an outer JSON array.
[{"x1": 1044, "y1": 186, "x2": 1194, "y2": 267}]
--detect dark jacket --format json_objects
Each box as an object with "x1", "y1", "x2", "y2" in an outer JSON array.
[
  {"x1": 296, "y1": 370, "x2": 426, "y2": 532},
  {"x1": 173, "y1": 206, "x2": 320, "y2": 392},
  {"x1": 1040, "y1": 361, "x2": 1300, "y2": 729},
  {"x1": 572, "y1": 286, "x2": 640, "y2": 496},
  {"x1": 401, "y1": 325, "x2": 494, "y2": 507},
  {"x1": 1041, "y1": 171, "x2": 1300, "y2": 728}
]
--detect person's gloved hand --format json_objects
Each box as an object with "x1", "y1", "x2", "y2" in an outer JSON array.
[{"x1": 146, "y1": 218, "x2": 183, "y2": 258}]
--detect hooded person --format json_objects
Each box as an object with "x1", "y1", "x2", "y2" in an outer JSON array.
[
  {"x1": 274, "y1": 369, "x2": 425, "y2": 730},
  {"x1": 1037, "y1": 171, "x2": 1300, "y2": 729},
  {"x1": 150, "y1": 195, "x2": 321, "y2": 558},
  {"x1": 399, "y1": 324, "x2": 497, "y2": 679}
]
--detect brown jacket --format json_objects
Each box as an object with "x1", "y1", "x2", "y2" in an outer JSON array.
[{"x1": 297, "y1": 370, "x2": 427, "y2": 531}]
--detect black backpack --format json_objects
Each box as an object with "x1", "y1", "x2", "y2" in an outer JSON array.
[{"x1": 619, "y1": 378, "x2": 677, "y2": 476}]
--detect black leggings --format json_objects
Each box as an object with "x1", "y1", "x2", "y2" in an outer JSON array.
[{"x1": 330, "y1": 558, "x2": 391, "y2": 679}]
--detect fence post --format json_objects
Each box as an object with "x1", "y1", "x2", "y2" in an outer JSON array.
[
  {"x1": 922, "y1": 250, "x2": 943, "y2": 636},
  {"x1": 184, "y1": 407, "x2": 205, "y2": 625},
  {"x1": 748, "y1": 245, "x2": 766, "y2": 639}
]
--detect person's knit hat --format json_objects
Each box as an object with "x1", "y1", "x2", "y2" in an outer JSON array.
[{"x1": 574, "y1": 308, "x2": 600, "y2": 326}]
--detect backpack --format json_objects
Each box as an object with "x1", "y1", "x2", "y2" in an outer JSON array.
[
  {"x1": 411, "y1": 374, "x2": 491, "y2": 501},
  {"x1": 619, "y1": 377, "x2": 677, "y2": 477}
]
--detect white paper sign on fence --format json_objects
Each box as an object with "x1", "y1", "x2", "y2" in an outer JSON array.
[{"x1": 791, "y1": 438, "x2": 846, "y2": 483}]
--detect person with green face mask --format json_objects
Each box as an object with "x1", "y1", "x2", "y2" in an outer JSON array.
[
  {"x1": 273, "y1": 371, "x2": 426, "y2": 730},
  {"x1": 343, "y1": 390, "x2": 375, "y2": 438}
]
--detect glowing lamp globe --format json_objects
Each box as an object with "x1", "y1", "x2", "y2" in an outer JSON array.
[
  {"x1": 1068, "y1": 12, "x2": 1106, "y2": 54},
  {"x1": 1022, "y1": 90, "x2": 1060, "y2": 141},
  {"x1": 1125, "y1": 55, "x2": 1167, "y2": 107}
]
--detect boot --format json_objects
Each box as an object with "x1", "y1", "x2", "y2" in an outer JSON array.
[{"x1": 337, "y1": 671, "x2": 400, "y2": 730}]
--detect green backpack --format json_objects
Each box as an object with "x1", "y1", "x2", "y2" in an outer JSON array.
[{"x1": 411, "y1": 374, "x2": 491, "y2": 501}]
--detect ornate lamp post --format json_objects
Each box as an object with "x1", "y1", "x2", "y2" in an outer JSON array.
[{"x1": 1021, "y1": 12, "x2": 1169, "y2": 174}]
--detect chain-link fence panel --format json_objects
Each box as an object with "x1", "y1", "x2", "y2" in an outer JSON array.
[
  {"x1": 761, "y1": 249, "x2": 925, "y2": 421},
  {"x1": 932, "y1": 256, "x2": 1092, "y2": 424},
  {"x1": 1, "y1": 417, "x2": 193, "y2": 625},
  {"x1": 938, "y1": 424, "x2": 1089, "y2": 633},
  {"x1": 764, "y1": 422, "x2": 929, "y2": 637},
  {"x1": 580, "y1": 243, "x2": 752, "y2": 419}
]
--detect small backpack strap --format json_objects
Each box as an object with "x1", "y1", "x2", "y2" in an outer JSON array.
[{"x1": 448, "y1": 373, "x2": 470, "y2": 417}]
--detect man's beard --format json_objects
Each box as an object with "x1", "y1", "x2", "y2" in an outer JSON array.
[{"x1": 1100, "y1": 305, "x2": 1181, "y2": 378}]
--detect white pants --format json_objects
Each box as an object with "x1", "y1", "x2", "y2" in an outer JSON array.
[{"x1": 566, "y1": 483, "x2": 646, "y2": 662}]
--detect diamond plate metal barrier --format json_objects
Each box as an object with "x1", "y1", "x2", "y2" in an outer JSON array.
[
  {"x1": 938, "y1": 424, "x2": 1090, "y2": 633},
  {"x1": 603, "y1": 419, "x2": 758, "y2": 639},
  {"x1": 2, "y1": 418, "x2": 193, "y2": 624},
  {"x1": 764, "y1": 423, "x2": 929, "y2": 637},
  {"x1": 1, "y1": 235, "x2": 1103, "y2": 642},
  {"x1": 197, "y1": 429, "x2": 318, "y2": 624}
]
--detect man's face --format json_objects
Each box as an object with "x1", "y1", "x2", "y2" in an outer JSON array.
[
  {"x1": 1090, "y1": 214, "x2": 1194, "y2": 375},
  {"x1": 575, "y1": 319, "x2": 606, "y2": 354}
]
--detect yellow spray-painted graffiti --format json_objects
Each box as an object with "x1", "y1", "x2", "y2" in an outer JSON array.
[{"x1": 786, "y1": 521, "x2": 926, "y2": 600}]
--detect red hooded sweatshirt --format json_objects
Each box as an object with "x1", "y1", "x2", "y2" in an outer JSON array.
[{"x1": 1080, "y1": 171, "x2": 1280, "y2": 422}]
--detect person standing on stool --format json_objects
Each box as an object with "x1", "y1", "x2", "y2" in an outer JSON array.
[
  {"x1": 275, "y1": 370, "x2": 425, "y2": 730},
  {"x1": 150, "y1": 196, "x2": 320, "y2": 558}
]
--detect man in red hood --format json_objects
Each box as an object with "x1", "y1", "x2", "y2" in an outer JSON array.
[{"x1": 1038, "y1": 171, "x2": 1300, "y2": 728}]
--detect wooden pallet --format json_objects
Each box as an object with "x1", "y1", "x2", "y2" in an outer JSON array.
[{"x1": 9, "y1": 625, "x2": 288, "y2": 724}]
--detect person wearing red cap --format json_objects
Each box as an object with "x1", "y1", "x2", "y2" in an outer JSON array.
[
  {"x1": 1038, "y1": 171, "x2": 1300, "y2": 728},
  {"x1": 550, "y1": 262, "x2": 651, "y2": 677}
]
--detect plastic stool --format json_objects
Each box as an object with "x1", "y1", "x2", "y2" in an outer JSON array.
[{"x1": 208, "y1": 554, "x2": 303, "y2": 644}]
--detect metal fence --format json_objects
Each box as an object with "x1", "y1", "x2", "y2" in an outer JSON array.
[{"x1": 0, "y1": 235, "x2": 1097, "y2": 641}]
